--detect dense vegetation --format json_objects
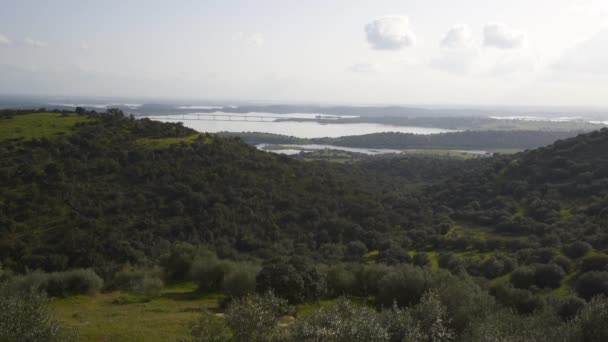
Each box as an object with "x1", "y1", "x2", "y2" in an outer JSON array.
[
  {"x1": 224, "y1": 130, "x2": 581, "y2": 150},
  {"x1": 2, "y1": 109, "x2": 608, "y2": 341}
]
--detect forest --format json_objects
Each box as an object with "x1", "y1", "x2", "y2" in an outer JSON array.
[{"x1": 1, "y1": 109, "x2": 608, "y2": 341}]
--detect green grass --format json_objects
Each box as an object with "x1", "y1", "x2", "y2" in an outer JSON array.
[
  {"x1": 136, "y1": 134, "x2": 210, "y2": 149},
  {"x1": 50, "y1": 283, "x2": 223, "y2": 342},
  {"x1": 0, "y1": 112, "x2": 90, "y2": 142}
]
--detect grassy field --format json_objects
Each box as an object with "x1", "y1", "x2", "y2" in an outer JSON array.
[
  {"x1": 0, "y1": 112, "x2": 91, "y2": 142},
  {"x1": 50, "y1": 283, "x2": 223, "y2": 342}
]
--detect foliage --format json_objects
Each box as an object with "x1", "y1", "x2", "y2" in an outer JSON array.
[
  {"x1": 224, "y1": 292, "x2": 289, "y2": 342},
  {"x1": 0, "y1": 288, "x2": 77, "y2": 341}
]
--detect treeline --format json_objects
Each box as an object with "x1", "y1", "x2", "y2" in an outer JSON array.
[{"x1": 221, "y1": 130, "x2": 582, "y2": 150}]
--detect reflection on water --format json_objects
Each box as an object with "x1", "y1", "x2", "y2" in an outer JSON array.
[
  {"x1": 257, "y1": 144, "x2": 403, "y2": 155},
  {"x1": 258, "y1": 144, "x2": 490, "y2": 156},
  {"x1": 149, "y1": 113, "x2": 457, "y2": 139}
]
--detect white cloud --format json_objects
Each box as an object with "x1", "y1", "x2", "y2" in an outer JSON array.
[
  {"x1": 80, "y1": 42, "x2": 90, "y2": 50},
  {"x1": 233, "y1": 32, "x2": 265, "y2": 47},
  {"x1": 440, "y1": 25, "x2": 472, "y2": 49},
  {"x1": 365, "y1": 16, "x2": 416, "y2": 50},
  {"x1": 24, "y1": 37, "x2": 47, "y2": 47},
  {"x1": 0, "y1": 33, "x2": 10, "y2": 45},
  {"x1": 483, "y1": 23, "x2": 526, "y2": 49}
]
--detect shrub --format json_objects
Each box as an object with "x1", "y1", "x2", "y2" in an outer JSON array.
[
  {"x1": 289, "y1": 299, "x2": 389, "y2": 342},
  {"x1": 412, "y1": 252, "x2": 431, "y2": 267},
  {"x1": 552, "y1": 255, "x2": 573, "y2": 273},
  {"x1": 256, "y1": 257, "x2": 325, "y2": 303},
  {"x1": 580, "y1": 255, "x2": 608, "y2": 273},
  {"x1": 575, "y1": 271, "x2": 608, "y2": 300},
  {"x1": 325, "y1": 265, "x2": 357, "y2": 297},
  {"x1": 510, "y1": 267, "x2": 535, "y2": 289},
  {"x1": 222, "y1": 263, "x2": 259, "y2": 298},
  {"x1": 567, "y1": 296, "x2": 608, "y2": 342},
  {"x1": 111, "y1": 265, "x2": 164, "y2": 297},
  {"x1": 225, "y1": 292, "x2": 289, "y2": 342},
  {"x1": 533, "y1": 263, "x2": 566, "y2": 289},
  {"x1": 0, "y1": 288, "x2": 77, "y2": 341},
  {"x1": 10, "y1": 269, "x2": 103, "y2": 297},
  {"x1": 564, "y1": 241, "x2": 591, "y2": 259},
  {"x1": 345, "y1": 241, "x2": 368, "y2": 260},
  {"x1": 190, "y1": 309, "x2": 231, "y2": 342},
  {"x1": 378, "y1": 247, "x2": 412, "y2": 265},
  {"x1": 189, "y1": 252, "x2": 231, "y2": 293},
  {"x1": 376, "y1": 265, "x2": 427, "y2": 307},
  {"x1": 556, "y1": 296, "x2": 585, "y2": 320},
  {"x1": 46, "y1": 269, "x2": 103, "y2": 297}
]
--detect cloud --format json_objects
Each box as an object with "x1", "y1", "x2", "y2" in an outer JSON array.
[
  {"x1": 0, "y1": 33, "x2": 10, "y2": 45},
  {"x1": 483, "y1": 23, "x2": 526, "y2": 49},
  {"x1": 233, "y1": 32, "x2": 265, "y2": 47},
  {"x1": 80, "y1": 42, "x2": 90, "y2": 50},
  {"x1": 348, "y1": 63, "x2": 381, "y2": 73},
  {"x1": 24, "y1": 37, "x2": 46, "y2": 47},
  {"x1": 440, "y1": 25, "x2": 472, "y2": 49},
  {"x1": 365, "y1": 16, "x2": 416, "y2": 50}
]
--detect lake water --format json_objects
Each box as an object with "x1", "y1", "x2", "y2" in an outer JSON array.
[
  {"x1": 257, "y1": 144, "x2": 404, "y2": 155},
  {"x1": 257, "y1": 144, "x2": 491, "y2": 156},
  {"x1": 148, "y1": 112, "x2": 457, "y2": 138}
]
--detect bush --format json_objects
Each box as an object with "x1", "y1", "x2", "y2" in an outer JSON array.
[
  {"x1": 412, "y1": 252, "x2": 431, "y2": 267},
  {"x1": 552, "y1": 255, "x2": 573, "y2": 273},
  {"x1": 575, "y1": 271, "x2": 608, "y2": 300},
  {"x1": 111, "y1": 265, "x2": 164, "y2": 297},
  {"x1": 567, "y1": 296, "x2": 608, "y2": 342},
  {"x1": 189, "y1": 252, "x2": 231, "y2": 293},
  {"x1": 533, "y1": 263, "x2": 566, "y2": 289},
  {"x1": 378, "y1": 247, "x2": 412, "y2": 265},
  {"x1": 325, "y1": 265, "x2": 357, "y2": 297},
  {"x1": 190, "y1": 309, "x2": 231, "y2": 342},
  {"x1": 256, "y1": 257, "x2": 325, "y2": 303},
  {"x1": 225, "y1": 292, "x2": 289, "y2": 342},
  {"x1": 564, "y1": 241, "x2": 591, "y2": 259},
  {"x1": 46, "y1": 269, "x2": 103, "y2": 297},
  {"x1": 580, "y1": 255, "x2": 608, "y2": 273},
  {"x1": 10, "y1": 269, "x2": 103, "y2": 297},
  {"x1": 0, "y1": 288, "x2": 77, "y2": 341},
  {"x1": 222, "y1": 263, "x2": 260, "y2": 298},
  {"x1": 345, "y1": 241, "x2": 368, "y2": 260},
  {"x1": 556, "y1": 296, "x2": 585, "y2": 320},
  {"x1": 510, "y1": 267, "x2": 535, "y2": 289},
  {"x1": 290, "y1": 299, "x2": 389, "y2": 342},
  {"x1": 376, "y1": 265, "x2": 427, "y2": 307}
]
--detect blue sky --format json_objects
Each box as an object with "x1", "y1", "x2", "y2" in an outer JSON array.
[{"x1": 1, "y1": 0, "x2": 607, "y2": 105}]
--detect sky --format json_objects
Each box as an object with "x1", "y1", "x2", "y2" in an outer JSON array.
[{"x1": 1, "y1": 0, "x2": 607, "y2": 106}]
